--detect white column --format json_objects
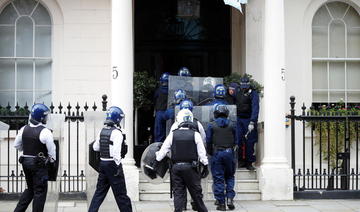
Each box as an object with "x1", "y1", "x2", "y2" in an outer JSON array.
[
  {"x1": 258, "y1": 0, "x2": 293, "y2": 200},
  {"x1": 111, "y1": 0, "x2": 139, "y2": 201}
]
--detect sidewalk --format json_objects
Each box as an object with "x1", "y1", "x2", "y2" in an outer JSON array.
[{"x1": 1, "y1": 200, "x2": 360, "y2": 212}]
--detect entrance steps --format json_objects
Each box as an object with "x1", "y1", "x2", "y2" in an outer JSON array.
[{"x1": 139, "y1": 169, "x2": 261, "y2": 201}]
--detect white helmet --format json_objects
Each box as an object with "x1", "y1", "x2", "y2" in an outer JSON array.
[{"x1": 176, "y1": 109, "x2": 194, "y2": 124}]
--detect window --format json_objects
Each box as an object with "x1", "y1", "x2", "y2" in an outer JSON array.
[
  {"x1": 312, "y1": 2, "x2": 360, "y2": 105},
  {"x1": 0, "y1": 0, "x2": 52, "y2": 107}
]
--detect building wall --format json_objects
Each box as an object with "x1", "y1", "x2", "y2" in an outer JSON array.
[
  {"x1": 55, "y1": 0, "x2": 111, "y2": 106},
  {"x1": 284, "y1": 0, "x2": 360, "y2": 167},
  {"x1": 0, "y1": 0, "x2": 113, "y2": 106}
]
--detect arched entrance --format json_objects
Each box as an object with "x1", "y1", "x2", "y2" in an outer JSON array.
[{"x1": 134, "y1": 0, "x2": 232, "y2": 159}]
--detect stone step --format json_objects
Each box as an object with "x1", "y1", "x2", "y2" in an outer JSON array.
[
  {"x1": 139, "y1": 179, "x2": 259, "y2": 191},
  {"x1": 139, "y1": 168, "x2": 257, "y2": 181},
  {"x1": 139, "y1": 190, "x2": 261, "y2": 201}
]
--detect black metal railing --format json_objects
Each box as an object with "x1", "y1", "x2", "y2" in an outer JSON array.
[
  {"x1": 288, "y1": 96, "x2": 360, "y2": 196},
  {"x1": 0, "y1": 95, "x2": 108, "y2": 196}
]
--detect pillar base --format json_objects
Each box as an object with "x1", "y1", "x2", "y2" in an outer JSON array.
[
  {"x1": 122, "y1": 158, "x2": 139, "y2": 201},
  {"x1": 258, "y1": 159, "x2": 293, "y2": 200}
]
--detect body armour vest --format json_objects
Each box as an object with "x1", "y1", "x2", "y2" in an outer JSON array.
[
  {"x1": 171, "y1": 129, "x2": 198, "y2": 163},
  {"x1": 155, "y1": 89, "x2": 168, "y2": 111},
  {"x1": 212, "y1": 121, "x2": 235, "y2": 148},
  {"x1": 236, "y1": 90, "x2": 252, "y2": 117},
  {"x1": 22, "y1": 125, "x2": 48, "y2": 157},
  {"x1": 99, "y1": 126, "x2": 116, "y2": 159}
]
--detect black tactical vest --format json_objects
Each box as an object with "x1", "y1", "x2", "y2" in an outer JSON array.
[
  {"x1": 22, "y1": 125, "x2": 48, "y2": 157},
  {"x1": 99, "y1": 126, "x2": 116, "y2": 158},
  {"x1": 155, "y1": 90, "x2": 168, "y2": 111},
  {"x1": 212, "y1": 121, "x2": 235, "y2": 148},
  {"x1": 236, "y1": 90, "x2": 252, "y2": 116},
  {"x1": 171, "y1": 129, "x2": 198, "y2": 163}
]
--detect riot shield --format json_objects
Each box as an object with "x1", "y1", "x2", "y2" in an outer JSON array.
[
  {"x1": 43, "y1": 114, "x2": 65, "y2": 212},
  {"x1": 141, "y1": 142, "x2": 169, "y2": 184},
  {"x1": 168, "y1": 75, "x2": 223, "y2": 106},
  {"x1": 89, "y1": 140, "x2": 100, "y2": 172},
  {"x1": 175, "y1": 105, "x2": 237, "y2": 129}
]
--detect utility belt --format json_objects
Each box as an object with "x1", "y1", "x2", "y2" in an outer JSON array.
[
  {"x1": 172, "y1": 160, "x2": 200, "y2": 171},
  {"x1": 19, "y1": 152, "x2": 51, "y2": 169},
  {"x1": 213, "y1": 145, "x2": 234, "y2": 153}
]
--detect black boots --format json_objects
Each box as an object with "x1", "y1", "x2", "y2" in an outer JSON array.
[
  {"x1": 216, "y1": 203, "x2": 226, "y2": 211},
  {"x1": 246, "y1": 162, "x2": 255, "y2": 171},
  {"x1": 227, "y1": 198, "x2": 235, "y2": 210}
]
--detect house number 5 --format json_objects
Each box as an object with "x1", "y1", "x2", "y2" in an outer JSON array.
[{"x1": 112, "y1": 66, "x2": 118, "y2": 79}]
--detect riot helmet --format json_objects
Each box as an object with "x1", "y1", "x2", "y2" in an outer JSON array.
[
  {"x1": 214, "y1": 84, "x2": 226, "y2": 99},
  {"x1": 176, "y1": 109, "x2": 194, "y2": 123},
  {"x1": 30, "y1": 103, "x2": 50, "y2": 124},
  {"x1": 213, "y1": 104, "x2": 229, "y2": 119},
  {"x1": 174, "y1": 89, "x2": 186, "y2": 104},
  {"x1": 240, "y1": 77, "x2": 251, "y2": 89},
  {"x1": 159, "y1": 72, "x2": 170, "y2": 87},
  {"x1": 179, "y1": 99, "x2": 194, "y2": 111},
  {"x1": 178, "y1": 67, "x2": 191, "y2": 77},
  {"x1": 105, "y1": 106, "x2": 125, "y2": 126}
]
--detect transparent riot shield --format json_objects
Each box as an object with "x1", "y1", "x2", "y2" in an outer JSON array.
[
  {"x1": 43, "y1": 114, "x2": 65, "y2": 212},
  {"x1": 168, "y1": 76, "x2": 223, "y2": 106},
  {"x1": 174, "y1": 105, "x2": 237, "y2": 129}
]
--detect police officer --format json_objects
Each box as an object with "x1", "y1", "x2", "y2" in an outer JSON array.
[
  {"x1": 207, "y1": 84, "x2": 229, "y2": 106},
  {"x1": 89, "y1": 106, "x2": 132, "y2": 212},
  {"x1": 14, "y1": 104, "x2": 56, "y2": 212},
  {"x1": 170, "y1": 99, "x2": 206, "y2": 142},
  {"x1": 225, "y1": 82, "x2": 238, "y2": 105},
  {"x1": 178, "y1": 67, "x2": 191, "y2": 77},
  {"x1": 154, "y1": 72, "x2": 170, "y2": 143},
  {"x1": 155, "y1": 109, "x2": 209, "y2": 212},
  {"x1": 235, "y1": 77, "x2": 259, "y2": 171},
  {"x1": 164, "y1": 89, "x2": 187, "y2": 123},
  {"x1": 206, "y1": 104, "x2": 237, "y2": 211},
  {"x1": 169, "y1": 99, "x2": 206, "y2": 211}
]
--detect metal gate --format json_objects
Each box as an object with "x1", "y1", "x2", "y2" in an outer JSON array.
[
  {"x1": 0, "y1": 95, "x2": 108, "y2": 199},
  {"x1": 288, "y1": 96, "x2": 360, "y2": 199}
]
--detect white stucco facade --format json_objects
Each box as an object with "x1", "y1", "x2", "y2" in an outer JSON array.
[{"x1": 0, "y1": 0, "x2": 359, "y2": 201}]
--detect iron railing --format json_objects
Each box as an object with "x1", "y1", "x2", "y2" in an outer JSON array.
[
  {"x1": 0, "y1": 95, "x2": 108, "y2": 196},
  {"x1": 288, "y1": 96, "x2": 360, "y2": 198}
]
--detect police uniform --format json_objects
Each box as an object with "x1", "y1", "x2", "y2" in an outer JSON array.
[
  {"x1": 13, "y1": 121, "x2": 56, "y2": 212},
  {"x1": 170, "y1": 118, "x2": 206, "y2": 143},
  {"x1": 89, "y1": 125, "x2": 132, "y2": 212},
  {"x1": 156, "y1": 124, "x2": 208, "y2": 212},
  {"x1": 154, "y1": 86, "x2": 168, "y2": 142},
  {"x1": 235, "y1": 88, "x2": 259, "y2": 166},
  {"x1": 206, "y1": 118, "x2": 237, "y2": 209}
]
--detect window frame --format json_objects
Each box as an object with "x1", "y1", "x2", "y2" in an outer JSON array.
[
  {"x1": 0, "y1": 1, "x2": 52, "y2": 107},
  {"x1": 312, "y1": 2, "x2": 360, "y2": 106}
]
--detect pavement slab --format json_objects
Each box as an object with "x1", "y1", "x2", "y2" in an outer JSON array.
[{"x1": 1, "y1": 200, "x2": 360, "y2": 212}]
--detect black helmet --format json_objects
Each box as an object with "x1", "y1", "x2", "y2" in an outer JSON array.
[{"x1": 213, "y1": 104, "x2": 229, "y2": 118}]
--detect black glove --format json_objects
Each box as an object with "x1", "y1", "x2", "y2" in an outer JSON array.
[
  {"x1": 151, "y1": 160, "x2": 160, "y2": 171},
  {"x1": 143, "y1": 166, "x2": 157, "y2": 179},
  {"x1": 200, "y1": 165, "x2": 209, "y2": 178}
]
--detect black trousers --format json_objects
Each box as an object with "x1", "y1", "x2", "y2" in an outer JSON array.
[
  {"x1": 89, "y1": 161, "x2": 132, "y2": 212},
  {"x1": 14, "y1": 158, "x2": 48, "y2": 212},
  {"x1": 172, "y1": 164, "x2": 207, "y2": 212}
]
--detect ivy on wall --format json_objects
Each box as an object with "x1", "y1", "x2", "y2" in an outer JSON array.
[{"x1": 309, "y1": 102, "x2": 360, "y2": 168}]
